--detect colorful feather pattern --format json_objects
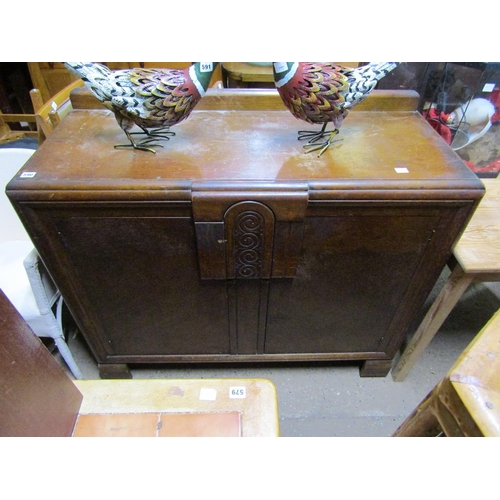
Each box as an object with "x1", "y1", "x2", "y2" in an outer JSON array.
[
  {"x1": 64, "y1": 62, "x2": 217, "y2": 152},
  {"x1": 275, "y1": 62, "x2": 399, "y2": 125},
  {"x1": 273, "y1": 62, "x2": 399, "y2": 155}
]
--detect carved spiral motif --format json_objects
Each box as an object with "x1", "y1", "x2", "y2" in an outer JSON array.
[{"x1": 234, "y1": 211, "x2": 264, "y2": 278}]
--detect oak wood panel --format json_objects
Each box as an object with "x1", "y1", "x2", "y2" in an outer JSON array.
[{"x1": 266, "y1": 209, "x2": 444, "y2": 355}]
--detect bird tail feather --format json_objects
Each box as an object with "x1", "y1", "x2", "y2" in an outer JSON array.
[
  {"x1": 357, "y1": 62, "x2": 399, "y2": 81},
  {"x1": 64, "y1": 62, "x2": 114, "y2": 104},
  {"x1": 64, "y1": 62, "x2": 112, "y2": 80}
]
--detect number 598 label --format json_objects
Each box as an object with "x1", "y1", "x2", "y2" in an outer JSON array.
[{"x1": 229, "y1": 387, "x2": 246, "y2": 399}]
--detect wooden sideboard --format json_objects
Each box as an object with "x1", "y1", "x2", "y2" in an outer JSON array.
[{"x1": 6, "y1": 102, "x2": 484, "y2": 378}]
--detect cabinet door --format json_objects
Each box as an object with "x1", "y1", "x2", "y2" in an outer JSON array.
[
  {"x1": 28, "y1": 205, "x2": 230, "y2": 360},
  {"x1": 265, "y1": 206, "x2": 446, "y2": 356}
]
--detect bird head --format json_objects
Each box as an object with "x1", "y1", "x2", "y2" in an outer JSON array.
[
  {"x1": 190, "y1": 62, "x2": 219, "y2": 95},
  {"x1": 272, "y1": 63, "x2": 298, "y2": 88}
]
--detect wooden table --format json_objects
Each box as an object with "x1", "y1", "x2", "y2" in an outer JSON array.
[
  {"x1": 73, "y1": 378, "x2": 279, "y2": 437},
  {"x1": 392, "y1": 177, "x2": 499, "y2": 381},
  {"x1": 393, "y1": 307, "x2": 500, "y2": 436},
  {"x1": 6, "y1": 96, "x2": 483, "y2": 379},
  {"x1": 222, "y1": 63, "x2": 274, "y2": 88}
]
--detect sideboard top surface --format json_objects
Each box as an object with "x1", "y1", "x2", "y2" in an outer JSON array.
[{"x1": 7, "y1": 109, "x2": 484, "y2": 199}]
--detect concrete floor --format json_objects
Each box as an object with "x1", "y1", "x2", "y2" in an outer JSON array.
[{"x1": 55, "y1": 269, "x2": 500, "y2": 437}]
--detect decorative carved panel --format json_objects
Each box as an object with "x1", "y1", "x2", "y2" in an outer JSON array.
[
  {"x1": 192, "y1": 182, "x2": 308, "y2": 280},
  {"x1": 224, "y1": 201, "x2": 275, "y2": 279}
]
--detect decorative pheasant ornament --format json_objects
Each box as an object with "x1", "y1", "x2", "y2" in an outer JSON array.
[
  {"x1": 64, "y1": 62, "x2": 219, "y2": 153},
  {"x1": 272, "y1": 62, "x2": 400, "y2": 156}
]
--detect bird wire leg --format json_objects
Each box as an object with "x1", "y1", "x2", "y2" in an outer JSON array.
[
  {"x1": 131, "y1": 126, "x2": 176, "y2": 141},
  {"x1": 114, "y1": 130, "x2": 163, "y2": 154},
  {"x1": 299, "y1": 123, "x2": 341, "y2": 157},
  {"x1": 303, "y1": 130, "x2": 341, "y2": 157},
  {"x1": 147, "y1": 126, "x2": 176, "y2": 140},
  {"x1": 298, "y1": 122, "x2": 330, "y2": 143}
]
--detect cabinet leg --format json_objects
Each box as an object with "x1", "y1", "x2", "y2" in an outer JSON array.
[
  {"x1": 360, "y1": 359, "x2": 392, "y2": 377},
  {"x1": 98, "y1": 363, "x2": 132, "y2": 379}
]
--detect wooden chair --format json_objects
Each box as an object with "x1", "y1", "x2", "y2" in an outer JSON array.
[
  {"x1": 0, "y1": 111, "x2": 37, "y2": 145},
  {"x1": 30, "y1": 79, "x2": 84, "y2": 144},
  {"x1": 393, "y1": 307, "x2": 500, "y2": 436}
]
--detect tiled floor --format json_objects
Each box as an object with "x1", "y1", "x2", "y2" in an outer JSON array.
[{"x1": 56, "y1": 268, "x2": 500, "y2": 437}]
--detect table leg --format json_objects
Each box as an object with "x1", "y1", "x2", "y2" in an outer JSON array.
[{"x1": 391, "y1": 262, "x2": 474, "y2": 382}]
